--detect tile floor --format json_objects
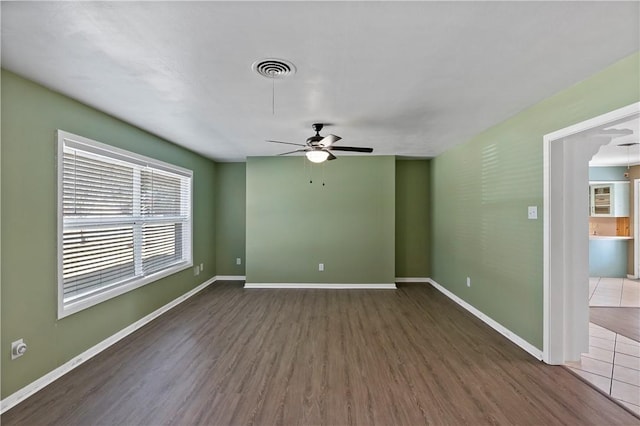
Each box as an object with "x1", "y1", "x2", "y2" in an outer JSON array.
[
  {"x1": 564, "y1": 277, "x2": 640, "y2": 417},
  {"x1": 589, "y1": 277, "x2": 640, "y2": 307}
]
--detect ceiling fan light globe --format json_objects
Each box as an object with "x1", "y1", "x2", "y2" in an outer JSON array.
[{"x1": 306, "y1": 150, "x2": 329, "y2": 163}]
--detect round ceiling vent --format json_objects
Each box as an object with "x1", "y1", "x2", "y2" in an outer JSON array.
[{"x1": 252, "y1": 58, "x2": 296, "y2": 79}]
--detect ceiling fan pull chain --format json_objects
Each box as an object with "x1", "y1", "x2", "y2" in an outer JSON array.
[
  {"x1": 322, "y1": 162, "x2": 326, "y2": 186},
  {"x1": 272, "y1": 78, "x2": 275, "y2": 115}
]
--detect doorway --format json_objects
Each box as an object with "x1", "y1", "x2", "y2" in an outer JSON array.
[
  {"x1": 543, "y1": 102, "x2": 640, "y2": 365},
  {"x1": 563, "y1": 116, "x2": 640, "y2": 412}
]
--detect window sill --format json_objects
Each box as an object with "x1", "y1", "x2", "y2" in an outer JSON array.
[{"x1": 58, "y1": 261, "x2": 193, "y2": 319}]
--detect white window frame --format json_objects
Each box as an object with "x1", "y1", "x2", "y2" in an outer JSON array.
[{"x1": 57, "y1": 130, "x2": 193, "y2": 319}]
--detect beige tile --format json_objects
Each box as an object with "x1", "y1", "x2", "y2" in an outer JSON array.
[
  {"x1": 596, "y1": 280, "x2": 624, "y2": 292},
  {"x1": 589, "y1": 283, "x2": 597, "y2": 299},
  {"x1": 590, "y1": 296, "x2": 622, "y2": 307},
  {"x1": 567, "y1": 367, "x2": 611, "y2": 394},
  {"x1": 622, "y1": 279, "x2": 640, "y2": 288},
  {"x1": 583, "y1": 345, "x2": 615, "y2": 363},
  {"x1": 620, "y1": 287, "x2": 640, "y2": 307},
  {"x1": 616, "y1": 341, "x2": 640, "y2": 358},
  {"x1": 590, "y1": 335, "x2": 617, "y2": 351},
  {"x1": 594, "y1": 286, "x2": 623, "y2": 295},
  {"x1": 613, "y1": 364, "x2": 640, "y2": 387},
  {"x1": 590, "y1": 277, "x2": 601, "y2": 284},
  {"x1": 621, "y1": 280, "x2": 640, "y2": 290},
  {"x1": 599, "y1": 277, "x2": 624, "y2": 286},
  {"x1": 617, "y1": 400, "x2": 640, "y2": 417},
  {"x1": 611, "y1": 379, "x2": 640, "y2": 406},
  {"x1": 599, "y1": 277, "x2": 625, "y2": 286},
  {"x1": 617, "y1": 335, "x2": 640, "y2": 346},
  {"x1": 589, "y1": 323, "x2": 616, "y2": 341},
  {"x1": 595, "y1": 290, "x2": 623, "y2": 299},
  {"x1": 620, "y1": 299, "x2": 640, "y2": 308},
  {"x1": 566, "y1": 355, "x2": 613, "y2": 378},
  {"x1": 615, "y1": 352, "x2": 640, "y2": 371}
]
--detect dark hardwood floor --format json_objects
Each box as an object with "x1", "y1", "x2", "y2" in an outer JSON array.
[{"x1": 3, "y1": 282, "x2": 638, "y2": 425}]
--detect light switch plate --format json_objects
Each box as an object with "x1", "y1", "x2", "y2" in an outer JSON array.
[{"x1": 528, "y1": 206, "x2": 538, "y2": 220}]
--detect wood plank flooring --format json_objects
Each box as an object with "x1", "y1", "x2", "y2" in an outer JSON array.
[
  {"x1": 591, "y1": 307, "x2": 640, "y2": 343},
  {"x1": 3, "y1": 282, "x2": 638, "y2": 425}
]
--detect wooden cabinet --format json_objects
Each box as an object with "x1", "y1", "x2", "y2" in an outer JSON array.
[{"x1": 589, "y1": 182, "x2": 629, "y2": 217}]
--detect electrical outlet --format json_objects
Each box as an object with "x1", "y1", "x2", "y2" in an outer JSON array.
[
  {"x1": 528, "y1": 206, "x2": 538, "y2": 220},
  {"x1": 200, "y1": 263, "x2": 204, "y2": 271},
  {"x1": 319, "y1": 263, "x2": 324, "y2": 272},
  {"x1": 11, "y1": 339, "x2": 27, "y2": 360},
  {"x1": 236, "y1": 258, "x2": 242, "y2": 265},
  {"x1": 466, "y1": 277, "x2": 471, "y2": 287},
  {"x1": 194, "y1": 266, "x2": 200, "y2": 276}
]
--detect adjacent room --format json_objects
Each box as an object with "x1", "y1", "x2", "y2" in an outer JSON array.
[{"x1": 1, "y1": 1, "x2": 639, "y2": 424}]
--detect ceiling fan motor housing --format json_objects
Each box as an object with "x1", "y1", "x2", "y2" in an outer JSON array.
[{"x1": 306, "y1": 135, "x2": 324, "y2": 147}]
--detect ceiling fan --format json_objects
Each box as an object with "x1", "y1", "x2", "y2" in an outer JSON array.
[{"x1": 267, "y1": 123, "x2": 373, "y2": 163}]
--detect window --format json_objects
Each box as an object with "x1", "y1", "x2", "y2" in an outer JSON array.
[{"x1": 57, "y1": 130, "x2": 192, "y2": 318}]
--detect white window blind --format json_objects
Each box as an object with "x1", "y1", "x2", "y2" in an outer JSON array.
[{"x1": 57, "y1": 130, "x2": 192, "y2": 318}]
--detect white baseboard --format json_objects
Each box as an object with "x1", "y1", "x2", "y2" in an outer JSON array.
[
  {"x1": 395, "y1": 277, "x2": 430, "y2": 283},
  {"x1": 214, "y1": 275, "x2": 246, "y2": 281},
  {"x1": 244, "y1": 283, "x2": 397, "y2": 289},
  {"x1": 0, "y1": 276, "x2": 217, "y2": 415},
  {"x1": 427, "y1": 278, "x2": 543, "y2": 361}
]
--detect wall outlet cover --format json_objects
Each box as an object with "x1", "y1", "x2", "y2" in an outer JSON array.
[
  {"x1": 11, "y1": 339, "x2": 27, "y2": 360},
  {"x1": 528, "y1": 206, "x2": 538, "y2": 220}
]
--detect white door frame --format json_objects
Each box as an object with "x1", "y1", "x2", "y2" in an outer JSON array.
[
  {"x1": 634, "y1": 179, "x2": 640, "y2": 279},
  {"x1": 543, "y1": 102, "x2": 640, "y2": 364}
]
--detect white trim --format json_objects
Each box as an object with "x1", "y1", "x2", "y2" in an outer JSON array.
[
  {"x1": 395, "y1": 277, "x2": 430, "y2": 283},
  {"x1": 244, "y1": 283, "x2": 397, "y2": 289},
  {"x1": 543, "y1": 102, "x2": 640, "y2": 364},
  {"x1": 427, "y1": 279, "x2": 542, "y2": 360},
  {"x1": 60, "y1": 262, "x2": 193, "y2": 319},
  {"x1": 214, "y1": 275, "x2": 246, "y2": 281},
  {"x1": 634, "y1": 178, "x2": 640, "y2": 279},
  {"x1": 0, "y1": 277, "x2": 216, "y2": 415},
  {"x1": 58, "y1": 130, "x2": 192, "y2": 176},
  {"x1": 56, "y1": 130, "x2": 194, "y2": 319}
]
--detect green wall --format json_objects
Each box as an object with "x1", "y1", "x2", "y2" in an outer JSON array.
[
  {"x1": 215, "y1": 162, "x2": 246, "y2": 276},
  {"x1": 431, "y1": 52, "x2": 640, "y2": 350},
  {"x1": 395, "y1": 159, "x2": 430, "y2": 278},
  {"x1": 246, "y1": 156, "x2": 395, "y2": 284},
  {"x1": 1, "y1": 70, "x2": 217, "y2": 398}
]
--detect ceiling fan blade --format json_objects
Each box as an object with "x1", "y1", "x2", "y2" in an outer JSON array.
[
  {"x1": 329, "y1": 146, "x2": 373, "y2": 153},
  {"x1": 327, "y1": 151, "x2": 337, "y2": 161},
  {"x1": 319, "y1": 134, "x2": 341, "y2": 147},
  {"x1": 266, "y1": 140, "x2": 306, "y2": 147},
  {"x1": 278, "y1": 149, "x2": 308, "y2": 156}
]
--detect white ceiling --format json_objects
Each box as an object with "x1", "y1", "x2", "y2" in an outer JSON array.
[
  {"x1": 2, "y1": 1, "x2": 639, "y2": 162},
  {"x1": 590, "y1": 115, "x2": 640, "y2": 167}
]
